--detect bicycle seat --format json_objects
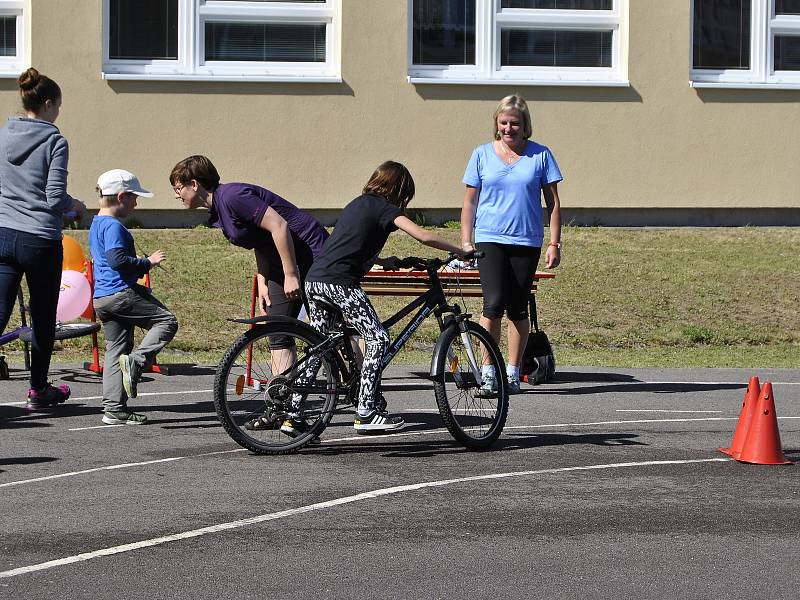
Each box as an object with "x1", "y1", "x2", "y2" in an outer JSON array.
[{"x1": 309, "y1": 296, "x2": 344, "y2": 321}]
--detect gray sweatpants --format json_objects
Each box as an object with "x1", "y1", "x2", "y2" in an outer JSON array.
[{"x1": 93, "y1": 286, "x2": 178, "y2": 412}]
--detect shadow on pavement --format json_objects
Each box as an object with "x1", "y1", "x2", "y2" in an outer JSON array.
[
  {"x1": 152, "y1": 364, "x2": 216, "y2": 376},
  {"x1": 0, "y1": 456, "x2": 58, "y2": 466},
  {"x1": 303, "y1": 412, "x2": 645, "y2": 458},
  {"x1": 307, "y1": 430, "x2": 644, "y2": 458}
]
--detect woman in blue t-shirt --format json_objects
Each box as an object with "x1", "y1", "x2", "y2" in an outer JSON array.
[{"x1": 460, "y1": 95, "x2": 563, "y2": 395}]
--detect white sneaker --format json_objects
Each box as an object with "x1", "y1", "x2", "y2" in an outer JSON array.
[{"x1": 476, "y1": 374, "x2": 498, "y2": 398}]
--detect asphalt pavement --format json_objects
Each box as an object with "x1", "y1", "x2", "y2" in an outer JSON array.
[{"x1": 1, "y1": 363, "x2": 799, "y2": 599}]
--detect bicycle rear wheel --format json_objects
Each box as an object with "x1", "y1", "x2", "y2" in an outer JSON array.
[
  {"x1": 214, "y1": 319, "x2": 340, "y2": 455},
  {"x1": 433, "y1": 320, "x2": 509, "y2": 449}
]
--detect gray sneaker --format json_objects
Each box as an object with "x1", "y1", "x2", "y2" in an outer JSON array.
[
  {"x1": 102, "y1": 410, "x2": 148, "y2": 425},
  {"x1": 508, "y1": 375, "x2": 521, "y2": 394},
  {"x1": 476, "y1": 373, "x2": 498, "y2": 398},
  {"x1": 119, "y1": 354, "x2": 139, "y2": 398}
]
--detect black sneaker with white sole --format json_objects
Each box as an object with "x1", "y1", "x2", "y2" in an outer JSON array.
[
  {"x1": 280, "y1": 418, "x2": 321, "y2": 445},
  {"x1": 353, "y1": 410, "x2": 405, "y2": 433}
]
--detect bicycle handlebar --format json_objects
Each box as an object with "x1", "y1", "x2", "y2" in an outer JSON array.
[{"x1": 397, "y1": 250, "x2": 483, "y2": 271}]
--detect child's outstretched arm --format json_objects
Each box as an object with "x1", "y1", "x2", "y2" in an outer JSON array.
[{"x1": 393, "y1": 215, "x2": 464, "y2": 255}]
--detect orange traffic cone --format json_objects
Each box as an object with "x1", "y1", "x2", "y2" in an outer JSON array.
[
  {"x1": 736, "y1": 382, "x2": 793, "y2": 465},
  {"x1": 719, "y1": 376, "x2": 760, "y2": 458}
]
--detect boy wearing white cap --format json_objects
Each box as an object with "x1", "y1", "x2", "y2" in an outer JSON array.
[{"x1": 89, "y1": 169, "x2": 178, "y2": 425}]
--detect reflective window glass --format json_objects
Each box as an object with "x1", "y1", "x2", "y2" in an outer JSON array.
[{"x1": 693, "y1": 0, "x2": 751, "y2": 69}]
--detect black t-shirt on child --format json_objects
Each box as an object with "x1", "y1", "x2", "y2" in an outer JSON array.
[{"x1": 306, "y1": 193, "x2": 402, "y2": 286}]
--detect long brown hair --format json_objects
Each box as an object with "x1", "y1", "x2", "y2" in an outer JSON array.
[
  {"x1": 363, "y1": 161, "x2": 415, "y2": 210},
  {"x1": 18, "y1": 68, "x2": 61, "y2": 113}
]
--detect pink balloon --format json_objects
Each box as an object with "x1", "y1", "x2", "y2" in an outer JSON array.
[{"x1": 56, "y1": 270, "x2": 91, "y2": 322}]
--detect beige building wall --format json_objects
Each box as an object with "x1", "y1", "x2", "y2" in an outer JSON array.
[{"x1": 0, "y1": 1, "x2": 798, "y2": 220}]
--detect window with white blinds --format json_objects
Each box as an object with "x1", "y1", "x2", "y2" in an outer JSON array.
[
  {"x1": 103, "y1": 0, "x2": 339, "y2": 82},
  {"x1": 0, "y1": 1, "x2": 24, "y2": 77},
  {"x1": 691, "y1": 0, "x2": 800, "y2": 87},
  {"x1": 409, "y1": 0, "x2": 626, "y2": 85}
]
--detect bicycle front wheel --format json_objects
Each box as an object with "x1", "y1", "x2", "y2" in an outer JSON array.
[
  {"x1": 214, "y1": 319, "x2": 340, "y2": 455},
  {"x1": 433, "y1": 320, "x2": 509, "y2": 449}
]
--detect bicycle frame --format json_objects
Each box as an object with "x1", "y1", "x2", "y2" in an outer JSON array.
[
  {"x1": 235, "y1": 255, "x2": 486, "y2": 410},
  {"x1": 316, "y1": 262, "x2": 479, "y2": 400}
]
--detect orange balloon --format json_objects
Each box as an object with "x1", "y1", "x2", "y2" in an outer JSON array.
[{"x1": 62, "y1": 235, "x2": 86, "y2": 272}]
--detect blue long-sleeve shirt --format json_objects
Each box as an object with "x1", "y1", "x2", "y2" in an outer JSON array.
[{"x1": 89, "y1": 215, "x2": 151, "y2": 298}]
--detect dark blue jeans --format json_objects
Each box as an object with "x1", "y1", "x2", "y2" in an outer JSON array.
[{"x1": 0, "y1": 227, "x2": 63, "y2": 390}]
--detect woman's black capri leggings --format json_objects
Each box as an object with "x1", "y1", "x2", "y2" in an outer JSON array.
[{"x1": 475, "y1": 242, "x2": 541, "y2": 322}]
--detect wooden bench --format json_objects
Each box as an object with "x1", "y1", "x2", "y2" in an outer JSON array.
[
  {"x1": 361, "y1": 268, "x2": 554, "y2": 298},
  {"x1": 248, "y1": 268, "x2": 555, "y2": 311}
]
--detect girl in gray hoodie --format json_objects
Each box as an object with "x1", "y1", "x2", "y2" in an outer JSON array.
[{"x1": 0, "y1": 68, "x2": 85, "y2": 409}]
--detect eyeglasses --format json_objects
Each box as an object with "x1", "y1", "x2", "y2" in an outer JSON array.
[{"x1": 173, "y1": 184, "x2": 185, "y2": 195}]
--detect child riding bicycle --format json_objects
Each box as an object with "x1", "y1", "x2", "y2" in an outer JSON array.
[{"x1": 284, "y1": 161, "x2": 467, "y2": 436}]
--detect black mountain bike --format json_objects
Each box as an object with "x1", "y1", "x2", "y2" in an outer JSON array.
[{"x1": 213, "y1": 253, "x2": 509, "y2": 454}]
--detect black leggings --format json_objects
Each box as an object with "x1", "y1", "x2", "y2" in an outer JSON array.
[
  {"x1": 256, "y1": 243, "x2": 313, "y2": 349},
  {"x1": 475, "y1": 242, "x2": 541, "y2": 321}
]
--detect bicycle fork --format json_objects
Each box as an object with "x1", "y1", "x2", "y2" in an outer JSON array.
[{"x1": 444, "y1": 319, "x2": 483, "y2": 387}]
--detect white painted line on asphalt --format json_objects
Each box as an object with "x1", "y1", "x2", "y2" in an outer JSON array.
[
  {"x1": 0, "y1": 389, "x2": 213, "y2": 407},
  {"x1": 504, "y1": 416, "x2": 800, "y2": 429},
  {"x1": 5, "y1": 415, "x2": 799, "y2": 489},
  {"x1": 615, "y1": 409, "x2": 724, "y2": 413},
  {"x1": 0, "y1": 457, "x2": 731, "y2": 580},
  {"x1": 2, "y1": 379, "x2": 797, "y2": 408},
  {"x1": 639, "y1": 381, "x2": 800, "y2": 386},
  {"x1": 132, "y1": 389, "x2": 213, "y2": 398},
  {"x1": 69, "y1": 424, "x2": 125, "y2": 431},
  {"x1": 0, "y1": 449, "x2": 243, "y2": 489}
]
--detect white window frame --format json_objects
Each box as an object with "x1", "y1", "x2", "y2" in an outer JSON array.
[
  {"x1": 691, "y1": 0, "x2": 800, "y2": 89},
  {"x1": 102, "y1": 0, "x2": 340, "y2": 82},
  {"x1": 0, "y1": 0, "x2": 26, "y2": 78},
  {"x1": 407, "y1": 0, "x2": 629, "y2": 87}
]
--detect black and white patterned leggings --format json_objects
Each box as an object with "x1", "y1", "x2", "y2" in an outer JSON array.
[{"x1": 297, "y1": 280, "x2": 389, "y2": 416}]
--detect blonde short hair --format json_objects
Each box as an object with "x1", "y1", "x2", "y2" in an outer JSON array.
[
  {"x1": 493, "y1": 95, "x2": 532, "y2": 140},
  {"x1": 97, "y1": 191, "x2": 118, "y2": 208}
]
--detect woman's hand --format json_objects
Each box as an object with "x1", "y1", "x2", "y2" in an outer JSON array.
[
  {"x1": 256, "y1": 274, "x2": 270, "y2": 315},
  {"x1": 71, "y1": 198, "x2": 86, "y2": 216},
  {"x1": 545, "y1": 244, "x2": 561, "y2": 269},
  {"x1": 63, "y1": 198, "x2": 87, "y2": 223},
  {"x1": 283, "y1": 273, "x2": 301, "y2": 302}
]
